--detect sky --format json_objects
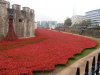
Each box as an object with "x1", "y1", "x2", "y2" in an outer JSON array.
[{"x1": 7, "y1": 0, "x2": 100, "y2": 23}]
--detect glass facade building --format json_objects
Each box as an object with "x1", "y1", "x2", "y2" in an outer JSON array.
[{"x1": 86, "y1": 9, "x2": 100, "y2": 26}]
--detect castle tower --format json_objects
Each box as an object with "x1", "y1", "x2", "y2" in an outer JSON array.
[
  {"x1": 22, "y1": 7, "x2": 35, "y2": 38},
  {"x1": 0, "y1": 0, "x2": 9, "y2": 36},
  {"x1": 12, "y1": 4, "x2": 21, "y2": 10},
  {"x1": 12, "y1": 4, "x2": 24, "y2": 37},
  {"x1": 30, "y1": 9, "x2": 35, "y2": 37},
  {"x1": 0, "y1": 0, "x2": 35, "y2": 40}
]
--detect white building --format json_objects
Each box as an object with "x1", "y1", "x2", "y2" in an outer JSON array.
[
  {"x1": 86, "y1": 9, "x2": 100, "y2": 26},
  {"x1": 71, "y1": 15, "x2": 87, "y2": 26}
]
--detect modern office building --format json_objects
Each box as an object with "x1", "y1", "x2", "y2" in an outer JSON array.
[
  {"x1": 48, "y1": 21, "x2": 57, "y2": 29},
  {"x1": 57, "y1": 23, "x2": 64, "y2": 27},
  {"x1": 41, "y1": 21, "x2": 49, "y2": 28},
  {"x1": 86, "y1": 9, "x2": 100, "y2": 26},
  {"x1": 37, "y1": 21, "x2": 57, "y2": 29}
]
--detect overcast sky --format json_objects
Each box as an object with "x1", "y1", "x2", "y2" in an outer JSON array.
[{"x1": 7, "y1": 0, "x2": 100, "y2": 22}]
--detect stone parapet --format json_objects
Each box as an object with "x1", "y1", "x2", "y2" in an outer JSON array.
[
  {"x1": 23, "y1": 7, "x2": 30, "y2": 12},
  {"x1": 12, "y1": 4, "x2": 21, "y2": 10},
  {"x1": 30, "y1": 9, "x2": 34, "y2": 13},
  {"x1": 5, "y1": 1, "x2": 10, "y2": 8}
]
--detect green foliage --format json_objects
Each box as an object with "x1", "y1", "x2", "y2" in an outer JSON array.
[
  {"x1": 64, "y1": 18, "x2": 72, "y2": 27},
  {"x1": 73, "y1": 20, "x2": 91, "y2": 27},
  {"x1": 0, "y1": 34, "x2": 4, "y2": 40},
  {"x1": 80, "y1": 20, "x2": 91, "y2": 27}
]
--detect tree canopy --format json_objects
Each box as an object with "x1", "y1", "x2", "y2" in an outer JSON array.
[
  {"x1": 72, "y1": 19, "x2": 91, "y2": 28},
  {"x1": 64, "y1": 18, "x2": 72, "y2": 27},
  {"x1": 80, "y1": 20, "x2": 91, "y2": 27}
]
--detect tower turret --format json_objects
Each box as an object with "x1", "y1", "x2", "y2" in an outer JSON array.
[
  {"x1": 0, "y1": 0, "x2": 9, "y2": 36},
  {"x1": 12, "y1": 4, "x2": 21, "y2": 10},
  {"x1": 23, "y1": 7, "x2": 30, "y2": 12}
]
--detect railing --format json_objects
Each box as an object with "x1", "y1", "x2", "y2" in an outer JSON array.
[{"x1": 76, "y1": 53, "x2": 100, "y2": 75}]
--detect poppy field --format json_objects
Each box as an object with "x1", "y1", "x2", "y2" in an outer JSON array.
[{"x1": 0, "y1": 29, "x2": 97, "y2": 75}]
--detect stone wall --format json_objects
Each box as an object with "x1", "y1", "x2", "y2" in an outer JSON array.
[
  {"x1": 56, "y1": 27, "x2": 100, "y2": 38},
  {"x1": 0, "y1": 0, "x2": 9, "y2": 36},
  {"x1": 0, "y1": 0, "x2": 35, "y2": 39}
]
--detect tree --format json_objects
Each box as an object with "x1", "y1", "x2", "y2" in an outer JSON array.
[
  {"x1": 79, "y1": 20, "x2": 91, "y2": 27},
  {"x1": 79, "y1": 20, "x2": 91, "y2": 35},
  {"x1": 64, "y1": 18, "x2": 72, "y2": 27},
  {"x1": 86, "y1": 20, "x2": 91, "y2": 26}
]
